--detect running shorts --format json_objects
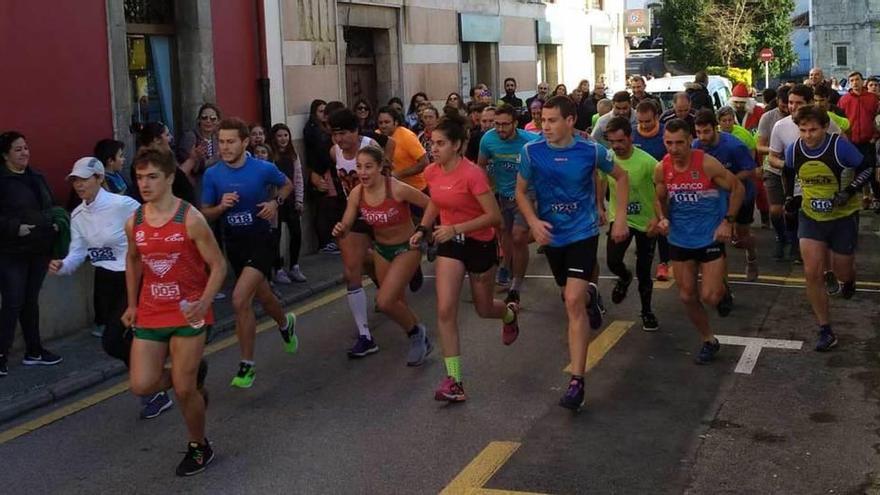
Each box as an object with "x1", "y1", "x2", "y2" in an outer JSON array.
[
  {"x1": 798, "y1": 211, "x2": 858, "y2": 255},
  {"x1": 225, "y1": 232, "x2": 276, "y2": 279},
  {"x1": 133, "y1": 325, "x2": 205, "y2": 342},
  {"x1": 436, "y1": 237, "x2": 498, "y2": 274},
  {"x1": 544, "y1": 236, "x2": 599, "y2": 287},
  {"x1": 668, "y1": 242, "x2": 726, "y2": 263}
]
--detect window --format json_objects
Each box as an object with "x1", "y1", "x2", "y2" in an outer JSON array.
[
  {"x1": 835, "y1": 45, "x2": 848, "y2": 67},
  {"x1": 587, "y1": 0, "x2": 604, "y2": 10},
  {"x1": 125, "y1": 0, "x2": 178, "y2": 134}
]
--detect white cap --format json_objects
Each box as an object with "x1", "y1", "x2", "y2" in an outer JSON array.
[{"x1": 67, "y1": 157, "x2": 105, "y2": 180}]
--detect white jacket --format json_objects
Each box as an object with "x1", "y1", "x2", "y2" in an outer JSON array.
[{"x1": 58, "y1": 188, "x2": 140, "y2": 275}]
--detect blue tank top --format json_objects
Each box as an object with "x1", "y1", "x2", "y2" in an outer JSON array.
[{"x1": 662, "y1": 150, "x2": 728, "y2": 249}]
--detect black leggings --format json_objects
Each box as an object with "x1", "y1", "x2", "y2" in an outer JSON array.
[
  {"x1": 656, "y1": 234, "x2": 670, "y2": 264},
  {"x1": 606, "y1": 227, "x2": 656, "y2": 313},
  {"x1": 94, "y1": 267, "x2": 131, "y2": 366},
  {"x1": 314, "y1": 195, "x2": 345, "y2": 248},
  {"x1": 281, "y1": 208, "x2": 303, "y2": 267}
]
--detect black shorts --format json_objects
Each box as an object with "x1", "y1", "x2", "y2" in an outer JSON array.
[
  {"x1": 668, "y1": 242, "x2": 726, "y2": 263},
  {"x1": 736, "y1": 197, "x2": 755, "y2": 225},
  {"x1": 544, "y1": 236, "x2": 599, "y2": 287},
  {"x1": 798, "y1": 211, "x2": 858, "y2": 255},
  {"x1": 226, "y1": 232, "x2": 276, "y2": 279},
  {"x1": 436, "y1": 237, "x2": 498, "y2": 274}
]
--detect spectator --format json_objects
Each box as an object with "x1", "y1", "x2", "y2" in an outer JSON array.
[
  {"x1": 660, "y1": 92, "x2": 697, "y2": 136},
  {"x1": 176, "y1": 103, "x2": 221, "y2": 198},
  {"x1": 248, "y1": 124, "x2": 267, "y2": 154},
  {"x1": 445, "y1": 92, "x2": 467, "y2": 116},
  {"x1": 500, "y1": 77, "x2": 523, "y2": 109},
  {"x1": 94, "y1": 139, "x2": 131, "y2": 196},
  {"x1": 406, "y1": 92, "x2": 429, "y2": 132},
  {"x1": 728, "y1": 83, "x2": 764, "y2": 131},
  {"x1": 630, "y1": 75, "x2": 661, "y2": 108},
  {"x1": 867, "y1": 77, "x2": 880, "y2": 98},
  {"x1": 0, "y1": 131, "x2": 63, "y2": 375},
  {"x1": 269, "y1": 123, "x2": 307, "y2": 283},
  {"x1": 591, "y1": 81, "x2": 608, "y2": 102},
  {"x1": 838, "y1": 71, "x2": 880, "y2": 209},
  {"x1": 353, "y1": 98, "x2": 378, "y2": 135},
  {"x1": 303, "y1": 99, "x2": 338, "y2": 253},
  {"x1": 592, "y1": 98, "x2": 612, "y2": 130},
  {"x1": 417, "y1": 106, "x2": 440, "y2": 163},
  {"x1": 377, "y1": 105, "x2": 429, "y2": 198},
  {"x1": 466, "y1": 105, "x2": 496, "y2": 161},
  {"x1": 467, "y1": 101, "x2": 487, "y2": 130},
  {"x1": 553, "y1": 84, "x2": 568, "y2": 97},
  {"x1": 807, "y1": 67, "x2": 825, "y2": 88},
  {"x1": 524, "y1": 99, "x2": 543, "y2": 133},
  {"x1": 525, "y1": 82, "x2": 550, "y2": 109},
  {"x1": 686, "y1": 71, "x2": 714, "y2": 112},
  {"x1": 763, "y1": 87, "x2": 778, "y2": 111},
  {"x1": 387, "y1": 97, "x2": 405, "y2": 116},
  {"x1": 47, "y1": 156, "x2": 175, "y2": 418},
  {"x1": 131, "y1": 122, "x2": 196, "y2": 204},
  {"x1": 814, "y1": 83, "x2": 851, "y2": 134}
]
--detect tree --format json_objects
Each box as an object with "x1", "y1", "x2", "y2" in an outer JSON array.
[{"x1": 660, "y1": 0, "x2": 795, "y2": 76}]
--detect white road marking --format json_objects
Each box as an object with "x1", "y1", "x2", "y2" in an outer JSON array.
[{"x1": 715, "y1": 335, "x2": 804, "y2": 374}]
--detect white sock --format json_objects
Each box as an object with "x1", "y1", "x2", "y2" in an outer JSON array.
[
  {"x1": 347, "y1": 287, "x2": 371, "y2": 338},
  {"x1": 510, "y1": 277, "x2": 523, "y2": 291}
]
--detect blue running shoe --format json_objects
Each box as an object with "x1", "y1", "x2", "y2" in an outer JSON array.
[
  {"x1": 558, "y1": 377, "x2": 585, "y2": 411},
  {"x1": 587, "y1": 282, "x2": 603, "y2": 330},
  {"x1": 496, "y1": 266, "x2": 511, "y2": 286},
  {"x1": 815, "y1": 330, "x2": 837, "y2": 352},
  {"x1": 141, "y1": 391, "x2": 173, "y2": 419},
  {"x1": 348, "y1": 335, "x2": 379, "y2": 358},
  {"x1": 695, "y1": 338, "x2": 721, "y2": 365}
]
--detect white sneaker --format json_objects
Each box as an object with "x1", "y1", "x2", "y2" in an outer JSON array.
[
  {"x1": 91, "y1": 325, "x2": 105, "y2": 338},
  {"x1": 288, "y1": 265, "x2": 307, "y2": 282},
  {"x1": 214, "y1": 292, "x2": 226, "y2": 301},
  {"x1": 273, "y1": 269, "x2": 293, "y2": 284}
]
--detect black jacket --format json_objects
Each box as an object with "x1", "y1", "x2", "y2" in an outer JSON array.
[
  {"x1": 0, "y1": 165, "x2": 58, "y2": 255},
  {"x1": 687, "y1": 84, "x2": 714, "y2": 112}
]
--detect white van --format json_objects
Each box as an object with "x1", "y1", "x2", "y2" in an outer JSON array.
[{"x1": 644, "y1": 75, "x2": 733, "y2": 112}]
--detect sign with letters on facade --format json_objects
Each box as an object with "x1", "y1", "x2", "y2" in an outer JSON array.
[
  {"x1": 459, "y1": 13, "x2": 502, "y2": 43},
  {"x1": 625, "y1": 9, "x2": 650, "y2": 36}
]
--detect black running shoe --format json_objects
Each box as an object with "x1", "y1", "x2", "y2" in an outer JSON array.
[
  {"x1": 409, "y1": 266, "x2": 424, "y2": 292},
  {"x1": 815, "y1": 330, "x2": 838, "y2": 352},
  {"x1": 641, "y1": 312, "x2": 659, "y2": 332},
  {"x1": 21, "y1": 349, "x2": 62, "y2": 366},
  {"x1": 558, "y1": 377, "x2": 585, "y2": 411},
  {"x1": 586, "y1": 283, "x2": 603, "y2": 330},
  {"x1": 176, "y1": 439, "x2": 215, "y2": 476},
  {"x1": 824, "y1": 271, "x2": 840, "y2": 295},
  {"x1": 611, "y1": 274, "x2": 632, "y2": 304},
  {"x1": 504, "y1": 289, "x2": 520, "y2": 307},
  {"x1": 840, "y1": 281, "x2": 856, "y2": 300},
  {"x1": 695, "y1": 338, "x2": 721, "y2": 364},
  {"x1": 716, "y1": 286, "x2": 733, "y2": 317}
]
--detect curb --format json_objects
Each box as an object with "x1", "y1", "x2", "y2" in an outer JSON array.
[{"x1": 0, "y1": 275, "x2": 344, "y2": 426}]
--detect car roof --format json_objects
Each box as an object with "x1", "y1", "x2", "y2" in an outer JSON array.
[{"x1": 646, "y1": 75, "x2": 731, "y2": 93}]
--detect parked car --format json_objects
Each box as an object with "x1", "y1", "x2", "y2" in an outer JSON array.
[{"x1": 645, "y1": 75, "x2": 733, "y2": 112}]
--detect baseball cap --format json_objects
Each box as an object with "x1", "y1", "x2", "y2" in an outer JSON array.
[{"x1": 67, "y1": 157, "x2": 105, "y2": 180}]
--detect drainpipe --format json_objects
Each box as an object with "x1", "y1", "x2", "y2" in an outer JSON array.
[{"x1": 255, "y1": 0, "x2": 271, "y2": 129}]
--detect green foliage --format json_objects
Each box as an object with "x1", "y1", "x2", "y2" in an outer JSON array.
[{"x1": 660, "y1": 0, "x2": 795, "y2": 77}]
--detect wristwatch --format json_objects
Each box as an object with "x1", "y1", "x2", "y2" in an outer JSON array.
[{"x1": 275, "y1": 196, "x2": 285, "y2": 206}]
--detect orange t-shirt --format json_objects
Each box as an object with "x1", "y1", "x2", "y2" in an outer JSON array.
[{"x1": 391, "y1": 126, "x2": 427, "y2": 191}]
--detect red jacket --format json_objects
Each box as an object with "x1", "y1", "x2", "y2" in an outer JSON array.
[{"x1": 838, "y1": 90, "x2": 879, "y2": 144}]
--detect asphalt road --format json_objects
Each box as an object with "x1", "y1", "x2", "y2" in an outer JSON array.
[{"x1": 1, "y1": 225, "x2": 879, "y2": 494}]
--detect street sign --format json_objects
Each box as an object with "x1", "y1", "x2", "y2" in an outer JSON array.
[
  {"x1": 625, "y1": 9, "x2": 650, "y2": 36},
  {"x1": 759, "y1": 48, "x2": 774, "y2": 62}
]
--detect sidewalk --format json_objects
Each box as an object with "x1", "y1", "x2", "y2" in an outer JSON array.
[{"x1": 0, "y1": 253, "x2": 346, "y2": 425}]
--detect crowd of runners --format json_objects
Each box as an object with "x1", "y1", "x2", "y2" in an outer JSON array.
[{"x1": 0, "y1": 67, "x2": 877, "y2": 476}]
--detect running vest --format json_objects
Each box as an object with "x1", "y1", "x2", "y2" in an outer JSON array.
[
  {"x1": 662, "y1": 150, "x2": 729, "y2": 249},
  {"x1": 334, "y1": 136, "x2": 374, "y2": 197},
  {"x1": 792, "y1": 134, "x2": 859, "y2": 221},
  {"x1": 358, "y1": 177, "x2": 413, "y2": 230},
  {"x1": 133, "y1": 200, "x2": 214, "y2": 328}
]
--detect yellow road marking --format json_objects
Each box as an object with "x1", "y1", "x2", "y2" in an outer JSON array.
[
  {"x1": 468, "y1": 488, "x2": 549, "y2": 495},
  {"x1": 440, "y1": 441, "x2": 523, "y2": 495},
  {"x1": 563, "y1": 320, "x2": 634, "y2": 374},
  {"x1": 0, "y1": 286, "x2": 352, "y2": 446},
  {"x1": 653, "y1": 280, "x2": 675, "y2": 289}
]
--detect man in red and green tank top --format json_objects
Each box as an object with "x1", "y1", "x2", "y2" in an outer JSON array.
[{"x1": 122, "y1": 148, "x2": 227, "y2": 476}]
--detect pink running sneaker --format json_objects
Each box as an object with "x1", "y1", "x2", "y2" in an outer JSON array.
[
  {"x1": 502, "y1": 302, "x2": 520, "y2": 346},
  {"x1": 434, "y1": 376, "x2": 467, "y2": 402}
]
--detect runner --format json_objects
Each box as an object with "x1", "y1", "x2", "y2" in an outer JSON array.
[
  {"x1": 783, "y1": 106, "x2": 869, "y2": 350},
  {"x1": 757, "y1": 85, "x2": 791, "y2": 261},
  {"x1": 655, "y1": 119, "x2": 744, "y2": 365},
  {"x1": 326, "y1": 109, "x2": 396, "y2": 357},
  {"x1": 122, "y1": 148, "x2": 226, "y2": 476},
  {"x1": 516, "y1": 96, "x2": 631, "y2": 411},
  {"x1": 692, "y1": 109, "x2": 759, "y2": 285},
  {"x1": 201, "y1": 118, "x2": 298, "y2": 388},
  {"x1": 409, "y1": 111, "x2": 520, "y2": 403},
  {"x1": 333, "y1": 146, "x2": 433, "y2": 365},
  {"x1": 601, "y1": 117, "x2": 661, "y2": 331},
  {"x1": 477, "y1": 104, "x2": 540, "y2": 306},
  {"x1": 632, "y1": 100, "x2": 672, "y2": 281},
  {"x1": 49, "y1": 157, "x2": 174, "y2": 419}
]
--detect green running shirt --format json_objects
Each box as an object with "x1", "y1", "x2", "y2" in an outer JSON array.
[{"x1": 603, "y1": 147, "x2": 658, "y2": 232}]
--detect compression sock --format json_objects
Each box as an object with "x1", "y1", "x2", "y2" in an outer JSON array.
[
  {"x1": 347, "y1": 287, "x2": 371, "y2": 337},
  {"x1": 510, "y1": 277, "x2": 523, "y2": 292},
  {"x1": 502, "y1": 305, "x2": 516, "y2": 324},
  {"x1": 445, "y1": 356, "x2": 462, "y2": 382}
]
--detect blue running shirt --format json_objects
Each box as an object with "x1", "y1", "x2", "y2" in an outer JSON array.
[
  {"x1": 662, "y1": 150, "x2": 729, "y2": 249},
  {"x1": 201, "y1": 156, "x2": 288, "y2": 237},
  {"x1": 519, "y1": 136, "x2": 614, "y2": 247},
  {"x1": 692, "y1": 132, "x2": 756, "y2": 201},
  {"x1": 633, "y1": 125, "x2": 667, "y2": 161},
  {"x1": 479, "y1": 128, "x2": 540, "y2": 198}
]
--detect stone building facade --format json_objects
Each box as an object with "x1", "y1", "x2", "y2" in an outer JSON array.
[{"x1": 810, "y1": 0, "x2": 880, "y2": 77}]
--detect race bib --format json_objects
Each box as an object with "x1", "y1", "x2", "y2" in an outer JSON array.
[
  {"x1": 150, "y1": 282, "x2": 181, "y2": 300},
  {"x1": 809, "y1": 198, "x2": 833, "y2": 213},
  {"x1": 87, "y1": 247, "x2": 115, "y2": 263},
  {"x1": 671, "y1": 192, "x2": 700, "y2": 203},
  {"x1": 227, "y1": 212, "x2": 254, "y2": 227},
  {"x1": 626, "y1": 202, "x2": 642, "y2": 215}
]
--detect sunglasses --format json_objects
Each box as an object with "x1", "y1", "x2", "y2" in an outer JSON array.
[
  {"x1": 200, "y1": 115, "x2": 218, "y2": 121},
  {"x1": 356, "y1": 106, "x2": 369, "y2": 111}
]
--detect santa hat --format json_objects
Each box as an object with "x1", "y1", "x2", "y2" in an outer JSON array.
[{"x1": 730, "y1": 83, "x2": 751, "y2": 102}]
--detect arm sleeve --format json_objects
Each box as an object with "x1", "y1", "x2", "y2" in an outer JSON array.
[
  {"x1": 57, "y1": 215, "x2": 87, "y2": 275},
  {"x1": 769, "y1": 123, "x2": 784, "y2": 153},
  {"x1": 293, "y1": 157, "x2": 305, "y2": 205},
  {"x1": 836, "y1": 137, "x2": 865, "y2": 169}
]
